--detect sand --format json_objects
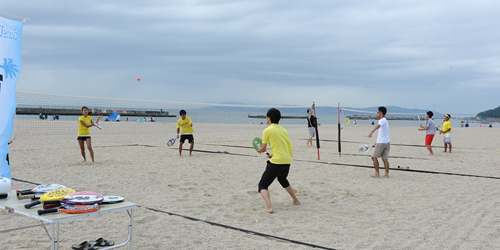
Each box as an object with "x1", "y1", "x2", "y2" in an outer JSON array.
[{"x1": 1, "y1": 121, "x2": 500, "y2": 249}]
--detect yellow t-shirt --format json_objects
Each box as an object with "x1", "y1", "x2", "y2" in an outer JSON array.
[
  {"x1": 78, "y1": 115, "x2": 93, "y2": 136},
  {"x1": 176, "y1": 116, "x2": 194, "y2": 134},
  {"x1": 262, "y1": 123, "x2": 293, "y2": 164},
  {"x1": 442, "y1": 120, "x2": 452, "y2": 135}
]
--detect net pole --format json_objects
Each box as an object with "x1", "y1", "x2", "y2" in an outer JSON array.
[
  {"x1": 338, "y1": 103, "x2": 341, "y2": 157},
  {"x1": 312, "y1": 102, "x2": 320, "y2": 160}
]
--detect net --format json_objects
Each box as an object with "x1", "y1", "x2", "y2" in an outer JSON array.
[{"x1": 12, "y1": 92, "x2": 312, "y2": 140}]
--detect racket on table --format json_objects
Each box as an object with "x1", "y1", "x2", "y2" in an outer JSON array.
[
  {"x1": 252, "y1": 137, "x2": 269, "y2": 156},
  {"x1": 38, "y1": 203, "x2": 99, "y2": 215},
  {"x1": 100, "y1": 196, "x2": 125, "y2": 204},
  {"x1": 17, "y1": 184, "x2": 69, "y2": 199},
  {"x1": 18, "y1": 184, "x2": 70, "y2": 201},
  {"x1": 24, "y1": 188, "x2": 76, "y2": 209},
  {"x1": 167, "y1": 138, "x2": 176, "y2": 147},
  {"x1": 358, "y1": 144, "x2": 371, "y2": 154},
  {"x1": 42, "y1": 191, "x2": 104, "y2": 209}
]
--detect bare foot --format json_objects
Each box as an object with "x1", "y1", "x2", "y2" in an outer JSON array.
[
  {"x1": 290, "y1": 200, "x2": 301, "y2": 205},
  {"x1": 370, "y1": 173, "x2": 380, "y2": 178},
  {"x1": 382, "y1": 175, "x2": 389, "y2": 178},
  {"x1": 429, "y1": 153, "x2": 434, "y2": 156},
  {"x1": 263, "y1": 207, "x2": 274, "y2": 213}
]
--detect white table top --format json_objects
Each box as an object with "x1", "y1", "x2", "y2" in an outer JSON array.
[{"x1": 0, "y1": 190, "x2": 136, "y2": 223}]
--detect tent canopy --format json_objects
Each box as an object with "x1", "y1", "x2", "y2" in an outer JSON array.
[{"x1": 105, "y1": 112, "x2": 120, "y2": 121}]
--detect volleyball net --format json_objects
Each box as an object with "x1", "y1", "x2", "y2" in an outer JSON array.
[{"x1": 12, "y1": 92, "x2": 314, "y2": 140}]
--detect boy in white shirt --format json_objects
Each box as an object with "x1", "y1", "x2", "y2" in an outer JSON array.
[{"x1": 368, "y1": 106, "x2": 390, "y2": 178}]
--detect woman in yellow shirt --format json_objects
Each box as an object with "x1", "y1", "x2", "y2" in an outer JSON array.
[{"x1": 78, "y1": 106, "x2": 102, "y2": 162}]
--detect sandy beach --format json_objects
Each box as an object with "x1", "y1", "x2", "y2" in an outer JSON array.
[{"x1": 2, "y1": 121, "x2": 500, "y2": 249}]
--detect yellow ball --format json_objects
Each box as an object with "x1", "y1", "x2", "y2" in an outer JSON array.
[{"x1": 256, "y1": 220, "x2": 259, "y2": 222}]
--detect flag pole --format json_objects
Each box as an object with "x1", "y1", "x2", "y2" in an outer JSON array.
[
  {"x1": 338, "y1": 103, "x2": 341, "y2": 157},
  {"x1": 312, "y1": 102, "x2": 320, "y2": 160}
]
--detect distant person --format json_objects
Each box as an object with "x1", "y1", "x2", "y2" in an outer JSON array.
[
  {"x1": 176, "y1": 109, "x2": 194, "y2": 156},
  {"x1": 306, "y1": 109, "x2": 320, "y2": 147},
  {"x1": 418, "y1": 111, "x2": 436, "y2": 155},
  {"x1": 489, "y1": 124, "x2": 493, "y2": 128},
  {"x1": 126, "y1": 118, "x2": 129, "y2": 122},
  {"x1": 77, "y1": 106, "x2": 103, "y2": 163},
  {"x1": 465, "y1": 121, "x2": 469, "y2": 127},
  {"x1": 354, "y1": 120, "x2": 357, "y2": 125},
  {"x1": 150, "y1": 117, "x2": 155, "y2": 122},
  {"x1": 368, "y1": 106, "x2": 390, "y2": 178},
  {"x1": 479, "y1": 123, "x2": 482, "y2": 128},
  {"x1": 371, "y1": 121, "x2": 375, "y2": 125},
  {"x1": 257, "y1": 108, "x2": 300, "y2": 213},
  {"x1": 440, "y1": 114, "x2": 452, "y2": 153}
]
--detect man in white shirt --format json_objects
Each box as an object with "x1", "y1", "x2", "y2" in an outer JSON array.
[{"x1": 368, "y1": 107, "x2": 390, "y2": 178}]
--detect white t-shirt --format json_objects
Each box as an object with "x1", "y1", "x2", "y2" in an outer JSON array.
[{"x1": 377, "y1": 118, "x2": 390, "y2": 143}]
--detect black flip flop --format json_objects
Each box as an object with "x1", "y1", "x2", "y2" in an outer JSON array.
[
  {"x1": 72, "y1": 241, "x2": 90, "y2": 250},
  {"x1": 94, "y1": 237, "x2": 114, "y2": 247},
  {"x1": 72, "y1": 241, "x2": 100, "y2": 250}
]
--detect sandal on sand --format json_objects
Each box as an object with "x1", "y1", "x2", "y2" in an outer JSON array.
[
  {"x1": 72, "y1": 241, "x2": 99, "y2": 250},
  {"x1": 72, "y1": 241, "x2": 90, "y2": 250},
  {"x1": 94, "y1": 237, "x2": 114, "y2": 247}
]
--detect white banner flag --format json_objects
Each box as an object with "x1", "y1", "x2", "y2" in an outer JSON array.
[{"x1": 0, "y1": 16, "x2": 24, "y2": 180}]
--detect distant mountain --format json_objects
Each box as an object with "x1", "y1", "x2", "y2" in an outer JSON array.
[
  {"x1": 477, "y1": 106, "x2": 500, "y2": 118},
  {"x1": 204, "y1": 105, "x2": 440, "y2": 118}
]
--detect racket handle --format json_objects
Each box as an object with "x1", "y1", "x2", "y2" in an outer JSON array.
[
  {"x1": 17, "y1": 190, "x2": 33, "y2": 196},
  {"x1": 43, "y1": 203, "x2": 60, "y2": 209},
  {"x1": 37, "y1": 208, "x2": 58, "y2": 215},
  {"x1": 43, "y1": 200, "x2": 61, "y2": 205},
  {"x1": 18, "y1": 194, "x2": 38, "y2": 200},
  {"x1": 24, "y1": 200, "x2": 41, "y2": 209}
]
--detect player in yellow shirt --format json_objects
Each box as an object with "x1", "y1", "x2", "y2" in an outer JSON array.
[
  {"x1": 440, "y1": 114, "x2": 452, "y2": 153},
  {"x1": 257, "y1": 108, "x2": 300, "y2": 213},
  {"x1": 77, "y1": 106, "x2": 102, "y2": 162},
  {"x1": 176, "y1": 109, "x2": 194, "y2": 156}
]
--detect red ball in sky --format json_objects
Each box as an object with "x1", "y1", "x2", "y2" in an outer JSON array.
[{"x1": 136, "y1": 78, "x2": 141, "y2": 81}]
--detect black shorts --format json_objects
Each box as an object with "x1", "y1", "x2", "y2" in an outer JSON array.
[
  {"x1": 180, "y1": 134, "x2": 194, "y2": 143},
  {"x1": 77, "y1": 136, "x2": 91, "y2": 141},
  {"x1": 258, "y1": 161, "x2": 291, "y2": 192}
]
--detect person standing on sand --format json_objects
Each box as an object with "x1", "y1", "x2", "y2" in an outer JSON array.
[
  {"x1": 176, "y1": 109, "x2": 194, "y2": 156},
  {"x1": 418, "y1": 111, "x2": 436, "y2": 155},
  {"x1": 77, "y1": 106, "x2": 102, "y2": 163},
  {"x1": 306, "y1": 108, "x2": 320, "y2": 147},
  {"x1": 257, "y1": 108, "x2": 300, "y2": 213},
  {"x1": 440, "y1": 114, "x2": 452, "y2": 153},
  {"x1": 368, "y1": 106, "x2": 390, "y2": 178}
]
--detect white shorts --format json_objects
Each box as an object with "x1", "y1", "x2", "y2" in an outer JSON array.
[
  {"x1": 443, "y1": 133, "x2": 451, "y2": 143},
  {"x1": 308, "y1": 127, "x2": 315, "y2": 138}
]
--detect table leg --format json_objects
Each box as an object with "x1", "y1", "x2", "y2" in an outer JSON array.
[
  {"x1": 130, "y1": 209, "x2": 134, "y2": 250},
  {"x1": 50, "y1": 222, "x2": 55, "y2": 250}
]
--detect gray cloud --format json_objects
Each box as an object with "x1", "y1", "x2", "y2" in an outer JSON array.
[{"x1": 3, "y1": 0, "x2": 500, "y2": 114}]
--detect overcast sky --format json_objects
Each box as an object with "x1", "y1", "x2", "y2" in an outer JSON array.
[{"x1": 3, "y1": 1, "x2": 500, "y2": 115}]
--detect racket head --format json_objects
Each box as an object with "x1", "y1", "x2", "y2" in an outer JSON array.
[
  {"x1": 61, "y1": 203, "x2": 99, "y2": 214},
  {"x1": 167, "y1": 138, "x2": 176, "y2": 147},
  {"x1": 40, "y1": 188, "x2": 76, "y2": 202},
  {"x1": 38, "y1": 203, "x2": 99, "y2": 215},
  {"x1": 252, "y1": 137, "x2": 263, "y2": 151},
  {"x1": 358, "y1": 144, "x2": 371, "y2": 154},
  {"x1": 32, "y1": 184, "x2": 68, "y2": 194},
  {"x1": 100, "y1": 196, "x2": 125, "y2": 204},
  {"x1": 62, "y1": 191, "x2": 104, "y2": 204}
]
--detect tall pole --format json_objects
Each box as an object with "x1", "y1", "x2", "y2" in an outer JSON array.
[
  {"x1": 312, "y1": 102, "x2": 320, "y2": 160},
  {"x1": 338, "y1": 103, "x2": 341, "y2": 157}
]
